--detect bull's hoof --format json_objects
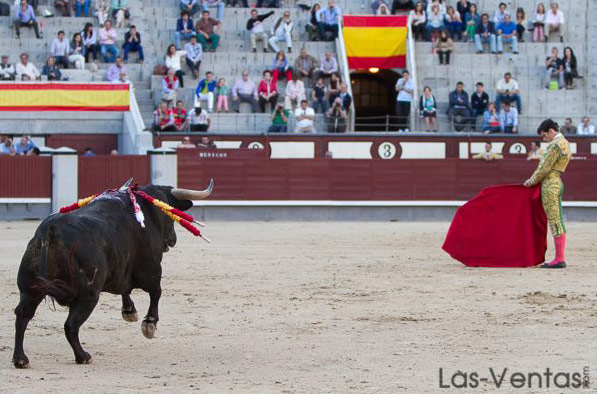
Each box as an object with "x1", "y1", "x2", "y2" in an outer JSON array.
[
  {"x1": 75, "y1": 352, "x2": 93, "y2": 365},
  {"x1": 13, "y1": 356, "x2": 30, "y2": 369},
  {"x1": 141, "y1": 321, "x2": 156, "y2": 339},
  {"x1": 122, "y1": 311, "x2": 138, "y2": 323}
]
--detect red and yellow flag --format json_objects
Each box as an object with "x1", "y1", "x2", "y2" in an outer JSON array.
[
  {"x1": 0, "y1": 83, "x2": 130, "y2": 111},
  {"x1": 343, "y1": 15, "x2": 408, "y2": 69}
]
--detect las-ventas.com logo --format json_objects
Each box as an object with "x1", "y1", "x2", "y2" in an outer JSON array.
[{"x1": 439, "y1": 367, "x2": 591, "y2": 389}]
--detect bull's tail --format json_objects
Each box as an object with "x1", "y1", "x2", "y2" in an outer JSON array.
[{"x1": 33, "y1": 225, "x2": 79, "y2": 307}]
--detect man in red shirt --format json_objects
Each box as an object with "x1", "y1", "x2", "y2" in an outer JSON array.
[{"x1": 173, "y1": 100, "x2": 188, "y2": 131}]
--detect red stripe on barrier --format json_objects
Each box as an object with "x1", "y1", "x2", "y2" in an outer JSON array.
[
  {"x1": 348, "y1": 55, "x2": 406, "y2": 69},
  {"x1": 0, "y1": 83, "x2": 130, "y2": 91},
  {"x1": 343, "y1": 15, "x2": 408, "y2": 27},
  {"x1": 0, "y1": 106, "x2": 129, "y2": 111}
]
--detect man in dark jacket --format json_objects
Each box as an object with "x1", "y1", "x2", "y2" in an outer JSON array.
[
  {"x1": 470, "y1": 81, "x2": 489, "y2": 131},
  {"x1": 447, "y1": 81, "x2": 471, "y2": 132},
  {"x1": 474, "y1": 13, "x2": 496, "y2": 53},
  {"x1": 123, "y1": 25, "x2": 144, "y2": 63},
  {"x1": 246, "y1": 9, "x2": 274, "y2": 52},
  {"x1": 175, "y1": 11, "x2": 195, "y2": 49}
]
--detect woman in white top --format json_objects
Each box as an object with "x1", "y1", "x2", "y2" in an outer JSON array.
[
  {"x1": 82, "y1": 22, "x2": 98, "y2": 63},
  {"x1": 165, "y1": 43, "x2": 187, "y2": 87},
  {"x1": 532, "y1": 3, "x2": 546, "y2": 42},
  {"x1": 69, "y1": 33, "x2": 86, "y2": 69},
  {"x1": 410, "y1": 2, "x2": 426, "y2": 40},
  {"x1": 269, "y1": 11, "x2": 293, "y2": 53}
]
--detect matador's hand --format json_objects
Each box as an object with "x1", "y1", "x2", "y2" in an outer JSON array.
[{"x1": 523, "y1": 179, "x2": 533, "y2": 187}]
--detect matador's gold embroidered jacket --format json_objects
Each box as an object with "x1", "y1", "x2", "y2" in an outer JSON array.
[{"x1": 528, "y1": 133, "x2": 571, "y2": 185}]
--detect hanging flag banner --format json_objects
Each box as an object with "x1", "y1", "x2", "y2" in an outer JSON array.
[
  {"x1": 0, "y1": 83, "x2": 130, "y2": 111},
  {"x1": 343, "y1": 15, "x2": 408, "y2": 69}
]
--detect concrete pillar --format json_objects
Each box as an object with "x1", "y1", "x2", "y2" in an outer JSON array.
[
  {"x1": 149, "y1": 148, "x2": 178, "y2": 187},
  {"x1": 51, "y1": 147, "x2": 78, "y2": 213}
]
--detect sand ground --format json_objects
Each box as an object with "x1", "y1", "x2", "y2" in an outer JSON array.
[{"x1": 0, "y1": 221, "x2": 596, "y2": 394}]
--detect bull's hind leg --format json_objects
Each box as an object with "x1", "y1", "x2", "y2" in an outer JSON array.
[
  {"x1": 13, "y1": 292, "x2": 44, "y2": 369},
  {"x1": 141, "y1": 287, "x2": 161, "y2": 339},
  {"x1": 64, "y1": 294, "x2": 99, "y2": 364},
  {"x1": 121, "y1": 293, "x2": 138, "y2": 322}
]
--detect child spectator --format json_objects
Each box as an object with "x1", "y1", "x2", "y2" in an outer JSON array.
[
  {"x1": 311, "y1": 77, "x2": 327, "y2": 113},
  {"x1": 445, "y1": 6, "x2": 463, "y2": 40},
  {"x1": 42, "y1": 56, "x2": 62, "y2": 81},
  {"x1": 418, "y1": 86, "x2": 437, "y2": 132},
  {"x1": 463, "y1": 4, "x2": 479, "y2": 42},
  {"x1": 410, "y1": 2, "x2": 426, "y2": 41},
  {"x1": 515, "y1": 7, "x2": 526, "y2": 42},
  {"x1": 433, "y1": 30, "x2": 453, "y2": 65},
  {"x1": 69, "y1": 33, "x2": 86, "y2": 69},
  {"x1": 258, "y1": 71, "x2": 277, "y2": 113},
  {"x1": 215, "y1": 77, "x2": 229, "y2": 113},
  {"x1": 562, "y1": 47, "x2": 578, "y2": 89},
  {"x1": 532, "y1": 3, "x2": 546, "y2": 42}
]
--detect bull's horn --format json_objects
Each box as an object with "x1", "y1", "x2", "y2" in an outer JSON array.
[
  {"x1": 171, "y1": 179, "x2": 214, "y2": 200},
  {"x1": 119, "y1": 177, "x2": 134, "y2": 191}
]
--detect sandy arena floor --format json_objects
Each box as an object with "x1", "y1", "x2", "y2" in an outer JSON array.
[{"x1": 0, "y1": 221, "x2": 596, "y2": 393}]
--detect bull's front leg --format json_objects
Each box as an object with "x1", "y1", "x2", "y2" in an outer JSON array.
[
  {"x1": 121, "y1": 292, "x2": 138, "y2": 322},
  {"x1": 141, "y1": 287, "x2": 161, "y2": 339}
]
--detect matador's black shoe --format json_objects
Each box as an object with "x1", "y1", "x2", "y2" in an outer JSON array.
[{"x1": 540, "y1": 261, "x2": 567, "y2": 269}]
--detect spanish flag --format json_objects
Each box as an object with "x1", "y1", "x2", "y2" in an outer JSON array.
[
  {"x1": 343, "y1": 16, "x2": 408, "y2": 69},
  {"x1": 0, "y1": 83, "x2": 130, "y2": 111}
]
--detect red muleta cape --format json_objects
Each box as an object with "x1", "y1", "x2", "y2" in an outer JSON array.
[{"x1": 442, "y1": 185, "x2": 548, "y2": 267}]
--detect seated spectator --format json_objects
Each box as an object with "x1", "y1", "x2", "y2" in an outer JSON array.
[
  {"x1": 177, "y1": 136, "x2": 196, "y2": 149},
  {"x1": 75, "y1": 0, "x2": 91, "y2": 17},
  {"x1": 371, "y1": 0, "x2": 389, "y2": 14},
  {"x1": 175, "y1": 11, "x2": 196, "y2": 50},
  {"x1": 215, "y1": 77, "x2": 229, "y2": 112},
  {"x1": 185, "y1": 35, "x2": 203, "y2": 79},
  {"x1": 447, "y1": 81, "x2": 471, "y2": 132},
  {"x1": 474, "y1": 13, "x2": 496, "y2": 53},
  {"x1": 445, "y1": 6, "x2": 463, "y2": 40},
  {"x1": 471, "y1": 82, "x2": 489, "y2": 119},
  {"x1": 271, "y1": 50, "x2": 292, "y2": 84},
  {"x1": 231, "y1": 71, "x2": 259, "y2": 113},
  {"x1": 196, "y1": 10, "x2": 221, "y2": 52},
  {"x1": 317, "y1": 0, "x2": 341, "y2": 41},
  {"x1": 544, "y1": 47, "x2": 563, "y2": 89},
  {"x1": 545, "y1": 2, "x2": 564, "y2": 42},
  {"x1": 197, "y1": 136, "x2": 216, "y2": 148},
  {"x1": 499, "y1": 100, "x2": 518, "y2": 133},
  {"x1": 55, "y1": 0, "x2": 73, "y2": 17},
  {"x1": 42, "y1": 56, "x2": 62, "y2": 81},
  {"x1": 456, "y1": 0, "x2": 471, "y2": 17},
  {"x1": 463, "y1": 4, "x2": 479, "y2": 42},
  {"x1": 14, "y1": 136, "x2": 36, "y2": 155},
  {"x1": 111, "y1": 0, "x2": 130, "y2": 28},
  {"x1": 0, "y1": 55, "x2": 16, "y2": 80},
  {"x1": 497, "y1": 14, "x2": 518, "y2": 54},
  {"x1": 338, "y1": 82, "x2": 352, "y2": 111},
  {"x1": 426, "y1": 0, "x2": 446, "y2": 15},
  {"x1": 99, "y1": 20, "x2": 118, "y2": 63},
  {"x1": 190, "y1": 107, "x2": 211, "y2": 132},
  {"x1": 202, "y1": 0, "x2": 225, "y2": 21},
  {"x1": 377, "y1": 3, "x2": 390, "y2": 15},
  {"x1": 258, "y1": 70, "x2": 277, "y2": 113},
  {"x1": 69, "y1": 33, "x2": 86, "y2": 69},
  {"x1": 532, "y1": 3, "x2": 546, "y2": 42},
  {"x1": 153, "y1": 102, "x2": 175, "y2": 132},
  {"x1": 410, "y1": 2, "x2": 426, "y2": 41},
  {"x1": 165, "y1": 44, "x2": 186, "y2": 87},
  {"x1": 162, "y1": 68, "x2": 180, "y2": 104},
  {"x1": 16, "y1": 53, "x2": 40, "y2": 81},
  {"x1": 29, "y1": 147, "x2": 41, "y2": 156},
  {"x1": 294, "y1": 99, "x2": 316, "y2": 133},
  {"x1": 247, "y1": 9, "x2": 274, "y2": 53},
  {"x1": 562, "y1": 47, "x2": 578, "y2": 89},
  {"x1": 318, "y1": 51, "x2": 338, "y2": 80},
  {"x1": 418, "y1": 86, "x2": 437, "y2": 132},
  {"x1": 195, "y1": 71, "x2": 216, "y2": 112},
  {"x1": 95, "y1": 0, "x2": 109, "y2": 26},
  {"x1": 326, "y1": 97, "x2": 347, "y2": 133},
  {"x1": 228, "y1": 0, "x2": 249, "y2": 6},
  {"x1": 82, "y1": 23, "x2": 98, "y2": 63},
  {"x1": 433, "y1": 30, "x2": 453, "y2": 65},
  {"x1": 527, "y1": 141, "x2": 544, "y2": 160},
  {"x1": 482, "y1": 102, "x2": 501, "y2": 134},
  {"x1": 106, "y1": 56, "x2": 126, "y2": 82},
  {"x1": 14, "y1": 0, "x2": 41, "y2": 39},
  {"x1": 180, "y1": 0, "x2": 200, "y2": 17},
  {"x1": 391, "y1": 0, "x2": 414, "y2": 14},
  {"x1": 560, "y1": 117, "x2": 576, "y2": 134},
  {"x1": 426, "y1": 5, "x2": 445, "y2": 41},
  {"x1": 327, "y1": 73, "x2": 341, "y2": 105},
  {"x1": 51, "y1": 31, "x2": 70, "y2": 69},
  {"x1": 269, "y1": 11, "x2": 293, "y2": 53},
  {"x1": 311, "y1": 77, "x2": 327, "y2": 113},
  {"x1": 172, "y1": 100, "x2": 188, "y2": 131},
  {"x1": 473, "y1": 142, "x2": 503, "y2": 161},
  {"x1": 0, "y1": 137, "x2": 16, "y2": 156},
  {"x1": 268, "y1": 103, "x2": 289, "y2": 133},
  {"x1": 515, "y1": 7, "x2": 526, "y2": 42},
  {"x1": 578, "y1": 117, "x2": 595, "y2": 135},
  {"x1": 294, "y1": 48, "x2": 319, "y2": 83},
  {"x1": 115, "y1": 71, "x2": 131, "y2": 85},
  {"x1": 306, "y1": 4, "x2": 321, "y2": 41},
  {"x1": 81, "y1": 147, "x2": 97, "y2": 157},
  {"x1": 284, "y1": 74, "x2": 306, "y2": 110},
  {"x1": 495, "y1": 72, "x2": 522, "y2": 114},
  {"x1": 123, "y1": 25, "x2": 144, "y2": 63},
  {"x1": 493, "y1": 2, "x2": 509, "y2": 26},
  {"x1": 395, "y1": 70, "x2": 414, "y2": 131}
]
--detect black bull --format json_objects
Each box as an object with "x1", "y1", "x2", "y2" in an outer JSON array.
[{"x1": 12, "y1": 181, "x2": 213, "y2": 368}]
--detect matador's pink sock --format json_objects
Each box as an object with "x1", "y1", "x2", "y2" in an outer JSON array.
[{"x1": 553, "y1": 234, "x2": 566, "y2": 263}]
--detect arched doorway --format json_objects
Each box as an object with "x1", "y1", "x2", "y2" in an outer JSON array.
[{"x1": 351, "y1": 69, "x2": 402, "y2": 132}]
